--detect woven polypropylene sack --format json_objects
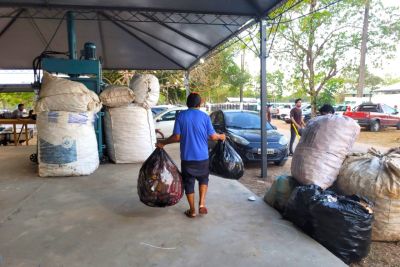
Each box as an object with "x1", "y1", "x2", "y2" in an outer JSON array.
[
  {"x1": 291, "y1": 115, "x2": 360, "y2": 189},
  {"x1": 100, "y1": 85, "x2": 135, "y2": 108},
  {"x1": 104, "y1": 104, "x2": 156, "y2": 163},
  {"x1": 129, "y1": 74, "x2": 159, "y2": 109},
  {"x1": 35, "y1": 72, "x2": 102, "y2": 113},
  {"x1": 264, "y1": 175, "x2": 300, "y2": 213},
  {"x1": 337, "y1": 148, "x2": 400, "y2": 241},
  {"x1": 138, "y1": 148, "x2": 183, "y2": 207},
  {"x1": 37, "y1": 111, "x2": 99, "y2": 177}
]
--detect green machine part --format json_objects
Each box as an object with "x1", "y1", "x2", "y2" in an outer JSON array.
[{"x1": 41, "y1": 11, "x2": 105, "y2": 160}]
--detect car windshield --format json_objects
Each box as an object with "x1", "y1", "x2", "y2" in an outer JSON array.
[
  {"x1": 336, "y1": 106, "x2": 347, "y2": 112},
  {"x1": 224, "y1": 112, "x2": 273, "y2": 130},
  {"x1": 151, "y1": 107, "x2": 168, "y2": 115}
]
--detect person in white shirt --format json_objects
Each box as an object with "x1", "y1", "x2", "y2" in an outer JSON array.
[{"x1": 12, "y1": 104, "x2": 25, "y2": 118}]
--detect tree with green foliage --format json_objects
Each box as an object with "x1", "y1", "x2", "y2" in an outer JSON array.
[
  {"x1": 0, "y1": 92, "x2": 35, "y2": 111},
  {"x1": 271, "y1": 0, "x2": 400, "y2": 115},
  {"x1": 190, "y1": 46, "x2": 252, "y2": 103}
]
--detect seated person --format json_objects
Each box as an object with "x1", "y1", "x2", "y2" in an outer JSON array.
[
  {"x1": 28, "y1": 110, "x2": 37, "y2": 120},
  {"x1": 12, "y1": 104, "x2": 25, "y2": 118}
]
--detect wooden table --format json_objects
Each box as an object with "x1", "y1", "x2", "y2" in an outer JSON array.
[{"x1": 0, "y1": 118, "x2": 36, "y2": 146}]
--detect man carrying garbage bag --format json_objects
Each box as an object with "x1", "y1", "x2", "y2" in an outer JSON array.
[{"x1": 157, "y1": 93, "x2": 225, "y2": 218}]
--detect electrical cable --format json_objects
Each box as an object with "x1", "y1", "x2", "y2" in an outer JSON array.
[
  {"x1": 42, "y1": 13, "x2": 66, "y2": 52},
  {"x1": 269, "y1": 0, "x2": 305, "y2": 20},
  {"x1": 269, "y1": 0, "x2": 345, "y2": 24},
  {"x1": 266, "y1": 14, "x2": 282, "y2": 58}
]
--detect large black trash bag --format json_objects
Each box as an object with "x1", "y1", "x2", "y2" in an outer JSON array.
[
  {"x1": 283, "y1": 185, "x2": 322, "y2": 234},
  {"x1": 310, "y1": 193, "x2": 373, "y2": 265},
  {"x1": 209, "y1": 140, "x2": 244, "y2": 179},
  {"x1": 137, "y1": 148, "x2": 183, "y2": 207}
]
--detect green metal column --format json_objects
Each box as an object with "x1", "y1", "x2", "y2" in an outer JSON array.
[{"x1": 67, "y1": 11, "x2": 77, "y2": 60}]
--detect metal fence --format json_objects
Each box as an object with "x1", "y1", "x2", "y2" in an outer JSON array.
[{"x1": 205, "y1": 103, "x2": 259, "y2": 112}]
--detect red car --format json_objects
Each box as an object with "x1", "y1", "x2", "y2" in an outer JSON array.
[{"x1": 344, "y1": 103, "x2": 400, "y2": 132}]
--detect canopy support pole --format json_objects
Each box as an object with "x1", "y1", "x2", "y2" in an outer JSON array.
[
  {"x1": 66, "y1": 11, "x2": 77, "y2": 60},
  {"x1": 184, "y1": 71, "x2": 190, "y2": 97},
  {"x1": 260, "y1": 20, "x2": 268, "y2": 178}
]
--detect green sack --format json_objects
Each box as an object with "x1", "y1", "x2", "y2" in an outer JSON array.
[{"x1": 264, "y1": 175, "x2": 299, "y2": 213}]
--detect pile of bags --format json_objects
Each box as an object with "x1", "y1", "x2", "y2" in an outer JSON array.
[
  {"x1": 35, "y1": 72, "x2": 101, "y2": 177},
  {"x1": 284, "y1": 185, "x2": 373, "y2": 265},
  {"x1": 263, "y1": 114, "x2": 379, "y2": 264},
  {"x1": 102, "y1": 74, "x2": 159, "y2": 163}
]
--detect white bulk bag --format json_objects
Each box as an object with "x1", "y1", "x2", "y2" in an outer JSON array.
[
  {"x1": 338, "y1": 148, "x2": 400, "y2": 241},
  {"x1": 37, "y1": 111, "x2": 99, "y2": 177},
  {"x1": 291, "y1": 115, "x2": 360, "y2": 189},
  {"x1": 35, "y1": 72, "x2": 102, "y2": 113},
  {"x1": 100, "y1": 85, "x2": 135, "y2": 108},
  {"x1": 104, "y1": 104, "x2": 156, "y2": 163},
  {"x1": 129, "y1": 74, "x2": 159, "y2": 108}
]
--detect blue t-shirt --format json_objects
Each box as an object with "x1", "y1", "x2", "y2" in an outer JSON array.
[{"x1": 173, "y1": 109, "x2": 216, "y2": 161}]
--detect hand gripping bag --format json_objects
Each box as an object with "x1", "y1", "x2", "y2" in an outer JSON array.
[{"x1": 138, "y1": 148, "x2": 183, "y2": 207}]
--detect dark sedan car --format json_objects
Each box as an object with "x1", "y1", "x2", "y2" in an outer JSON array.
[{"x1": 209, "y1": 110, "x2": 289, "y2": 166}]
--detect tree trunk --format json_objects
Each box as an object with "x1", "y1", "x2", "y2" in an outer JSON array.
[{"x1": 357, "y1": 0, "x2": 370, "y2": 98}]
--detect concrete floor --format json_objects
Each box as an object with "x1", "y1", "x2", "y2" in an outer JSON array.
[{"x1": 0, "y1": 145, "x2": 346, "y2": 267}]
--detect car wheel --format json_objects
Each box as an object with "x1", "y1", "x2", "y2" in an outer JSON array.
[
  {"x1": 274, "y1": 159, "x2": 287, "y2": 166},
  {"x1": 370, "y1": 121, "x2": 380, "y2": 132},
  {"x1": 397, "y1": 122, "x2": 400, "y2": 130}
]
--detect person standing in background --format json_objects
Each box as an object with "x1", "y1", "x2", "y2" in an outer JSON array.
[
  {"x1": 266, "y1": 105, "x2": 272, "y2": 123},
  {"x1": 289, "y1": 98, "x2": 305, "y2": 156}
]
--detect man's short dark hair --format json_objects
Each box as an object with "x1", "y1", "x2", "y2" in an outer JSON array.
[
  {"x1": 294, "y1": 98, "x2": 302, "y2": 104},
  {"x1": 186, "y1": 93, "x2": 201, "y2": 108},
  {"x1": 18, "y1": 104, "x2": 24, "y2": 108},
  {"x1": 319, "y1": 104, "x2": 335, "y2": 115}
]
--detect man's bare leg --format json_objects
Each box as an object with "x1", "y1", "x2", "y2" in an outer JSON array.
[
  {"x1": 199, "y1": 184, "x2": 208, "y2": 214},
  {"x1": 186, "y1": 193, "x2": 196, "y2": 216}
]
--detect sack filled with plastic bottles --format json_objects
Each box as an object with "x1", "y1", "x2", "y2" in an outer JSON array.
[
  {"x1": 209, "y1": 140, "x2": 244, "y2": 179},
  {"x1": 137, "y1": 148, "x2": 183, "y2": 207}
]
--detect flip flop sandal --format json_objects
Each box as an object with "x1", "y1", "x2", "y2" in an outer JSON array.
[
  {"x1": 199, "y1": 206, "x2": 208, "y2": 215},
  {"x1": 184, "y1": 210, "x2": 196, "y2": 218}
]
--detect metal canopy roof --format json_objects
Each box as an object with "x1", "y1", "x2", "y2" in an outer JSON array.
[{"x1": 0, "y1": 0, "x2": 285, "y2": 70}]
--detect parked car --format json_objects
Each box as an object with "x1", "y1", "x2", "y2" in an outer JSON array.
[
  {"x1": 209, "y1": 110, "x2": 289, "y2": 166},
  {"x1": 151, "y1": 105, "x2": 176, "y2": 116},
  {"x1": 344, "y1": 103, "x2": 400, "y2": 132},
  {"x1": 154, "y1": 107, "x2": 187, "y2": 138},
  {"x1": 269, "y1": 103, "x2": 281, "y2": 118},
  {"x1": 277, "y1": 104, "x2": 294, "y2": 120},
  {"x1": 334, "y1": 105, "x2": 348, "y2": 116}
]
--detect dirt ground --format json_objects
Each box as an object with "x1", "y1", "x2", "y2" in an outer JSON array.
[{"x1": 238, "y1": 118, "x2": 400, "y2": 267}]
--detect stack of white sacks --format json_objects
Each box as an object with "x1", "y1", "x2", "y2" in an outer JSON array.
[
  {"x1": 101, "y1": 74, "x2": 159, "y2": 163},
  {"x1": 35, "y1": 72, "x2": 102, "y2": 177}
]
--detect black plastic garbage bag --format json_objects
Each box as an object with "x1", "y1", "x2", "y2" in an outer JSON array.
[
  {"x1": 137, "y1": 148, "x2": 183, "y2": 207},
  {"x1": 283, "y1": 185, "x2": 322, "y2": 234},
  {"x1": 310, "y1": 193, "x2": 373, "y2": 265},
  {"x1": 209, "y1": 140, "x2": 244, "y2": 179}
]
